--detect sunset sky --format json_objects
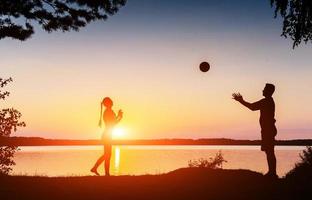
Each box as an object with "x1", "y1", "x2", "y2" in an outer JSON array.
[{"x1": 1, "y1": 0, "x2": 312, "y2": 140}]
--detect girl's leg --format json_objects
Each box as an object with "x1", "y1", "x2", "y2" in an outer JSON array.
[
  {"x1": 91, "y1": 146, "x2": 106, "y2": 175},
  {"x1": 104, "y1": 144, "x2": 112, "y2": 176}
]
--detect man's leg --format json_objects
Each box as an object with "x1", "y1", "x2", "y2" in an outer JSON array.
[{"x1": 265, "y1": 148, "x2": 277, "y2": 176}]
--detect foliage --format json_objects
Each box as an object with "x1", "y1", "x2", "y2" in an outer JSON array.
[
  {"x1": 283, "y1": 146, "x2": 312, "y2": 198},
  {"x1": 0, "y1": 146, "x2": 18, "y2": 175},
  {"x1": 0, "y1": 78, "x2": 25, "y2": 175},
  {"x1": 285, "y1": 146, "x2": 312, "y2": 180},
  {"x1": 0, "y1": 77, "x2": 12, "y2": 100},
  {"x1": 0, "y1": 0, "x2": 127, "y2": 41},
  {"x1": 271, "y1": 0, "x2": 312, "y2": 48},
  {"x1": 188, "y1": 151, "x2": 227, "y2": 169}
]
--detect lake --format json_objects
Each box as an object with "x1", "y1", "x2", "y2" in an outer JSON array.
[{"x1": 12, "y1": 145, "x2": 306, "y2": 177}]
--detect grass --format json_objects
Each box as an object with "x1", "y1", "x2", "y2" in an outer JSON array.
[{"x1": 0, "y1": 168, "x2": 291, "y2": 200}]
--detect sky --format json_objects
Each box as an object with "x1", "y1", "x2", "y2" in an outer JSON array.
[{"x1": 1, "y1": 0, "x2": 312, "y2": 140}]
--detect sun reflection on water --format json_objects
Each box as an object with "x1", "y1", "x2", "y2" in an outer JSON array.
[{"x1": 114, "y1": 147, "x2": 120, "y2": 174}]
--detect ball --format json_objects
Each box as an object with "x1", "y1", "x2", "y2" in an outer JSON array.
[{"x1": 199, "y1": 62, "x2": 210, "y2": 72}]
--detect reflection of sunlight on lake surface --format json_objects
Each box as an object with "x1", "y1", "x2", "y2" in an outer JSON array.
[
  {"x1": 114, "y1": 147, "x2": 120, "y2": 174},
  {"x1": 13, "y1": 145, "x2": 306, "y2": 177}
]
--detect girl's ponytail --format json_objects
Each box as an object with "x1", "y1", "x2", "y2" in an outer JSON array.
[{"x1": 98, "y1": 102, "x2": 103, "y2": 127}]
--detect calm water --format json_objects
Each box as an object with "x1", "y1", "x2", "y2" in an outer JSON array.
[{"x1": 13, "y1": 145, "x2": 306, "y2": 177}]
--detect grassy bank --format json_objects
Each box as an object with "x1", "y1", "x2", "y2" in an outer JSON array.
[{"x1": 1, "y1": 168, "x2": 307, "y2": 200}]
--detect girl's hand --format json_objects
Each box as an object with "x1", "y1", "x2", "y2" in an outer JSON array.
[
  {"x1": 118, "y1": 110, "x2": 123, "y2": 118},
  {"x1": 98, "y1": 120, "x2": 102, "y2": 127}
]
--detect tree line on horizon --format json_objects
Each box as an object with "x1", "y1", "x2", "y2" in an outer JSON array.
[{"x1": 1, "y1": 136, "x2": 312, "y2": 146}]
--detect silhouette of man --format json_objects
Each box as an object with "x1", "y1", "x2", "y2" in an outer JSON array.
[
  {"x1": 91, "y1": 97, "x2": 123, "y2": 176},
  {"x1": 232, "y1": 83, "x2": 277, "y2": 178}
]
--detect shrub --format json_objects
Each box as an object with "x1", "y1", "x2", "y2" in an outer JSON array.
[
  {"x1": 283, "y1": 146, "x2": 312, "y2": 198},
  {"x1": 0, "y1": 78, "x2": 25, "y2": 175},
  {"x1": 285, "y1": 146, "x2": 312, "y2": 180},
  {"x1": 188, "y1": 151, "x2": 227, "y2": 169}
]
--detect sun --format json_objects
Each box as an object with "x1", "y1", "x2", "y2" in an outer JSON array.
[{"x1": 112, "y1": 127, "x2": 126, "y2": 139}]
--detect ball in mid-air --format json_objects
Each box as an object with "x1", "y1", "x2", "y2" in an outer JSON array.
[{"x1": 199, "y1": 62, "x2": 210, "y2": 72}]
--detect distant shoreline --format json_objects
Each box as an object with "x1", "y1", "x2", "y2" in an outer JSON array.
[{"x1": 1, "y1": 136, "x2": 312, "y2": 146}]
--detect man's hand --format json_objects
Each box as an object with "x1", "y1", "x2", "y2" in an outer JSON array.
[{"x1": 232, "y1": 93, "x2": 243, "y2": 102}]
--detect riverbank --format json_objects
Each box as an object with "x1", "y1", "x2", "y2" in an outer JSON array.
[{"x1": 1, "y1": 168, "x2": 307, "y2": 200}]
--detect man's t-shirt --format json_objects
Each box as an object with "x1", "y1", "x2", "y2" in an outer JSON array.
[{"x1": 250, "y1": 97, "x2": 276, "y2": 136}]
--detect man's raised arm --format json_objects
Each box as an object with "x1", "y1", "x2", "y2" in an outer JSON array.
[{"x1": 232, "y1": 93, "x2": 262, "y2": 111}]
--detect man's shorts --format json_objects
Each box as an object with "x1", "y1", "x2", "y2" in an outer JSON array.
[{"x1": 261, "y1": 126, "x2": 277, "y2": 152}]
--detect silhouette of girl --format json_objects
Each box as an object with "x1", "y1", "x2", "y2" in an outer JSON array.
[{"x1": 91, "y1": 97, "x2": 123, "y2": 176}]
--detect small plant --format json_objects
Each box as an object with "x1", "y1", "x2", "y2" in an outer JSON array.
[{"x1": 188, "y1": 151, "x2": 227, "y2": 169}]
